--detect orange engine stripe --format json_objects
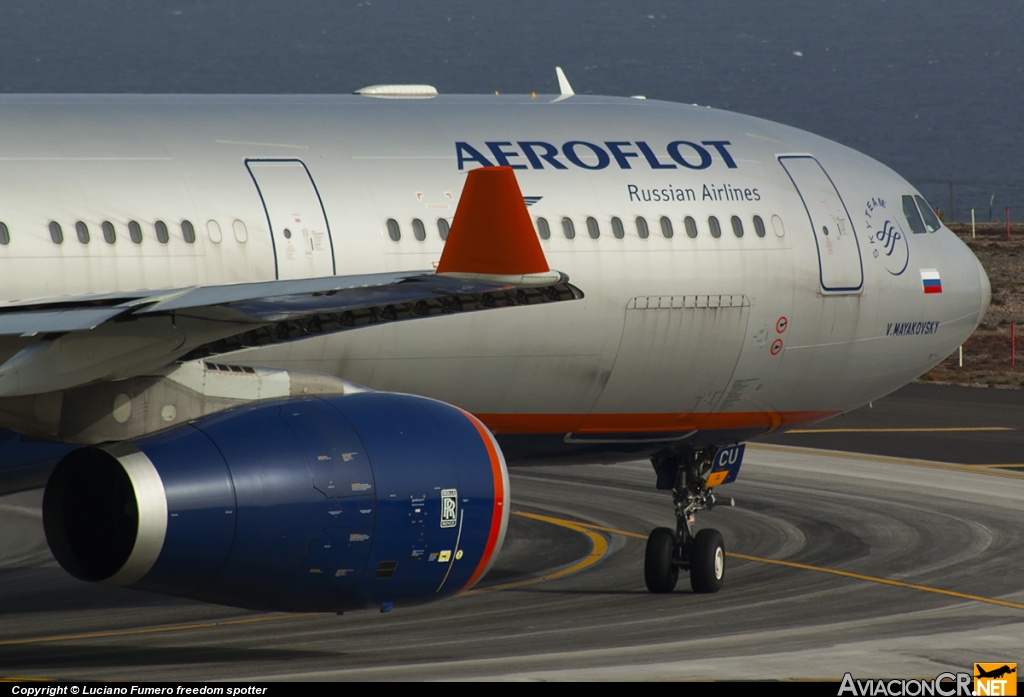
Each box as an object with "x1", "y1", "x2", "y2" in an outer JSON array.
[
  {"x1": 459, "y1": 410, "x2": 506, "y2": 590},
  {"x1": 474, "y1": 410, "x2": 839, "y2": 435}
]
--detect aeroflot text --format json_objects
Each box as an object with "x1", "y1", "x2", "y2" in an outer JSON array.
[{"x1": 456, "y1": 140, "x2": 738, "y2": 171}]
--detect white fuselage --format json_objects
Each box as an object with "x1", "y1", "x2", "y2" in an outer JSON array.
[{"x1": 0, "y1": 94, "x2": 989, "y2": 462}]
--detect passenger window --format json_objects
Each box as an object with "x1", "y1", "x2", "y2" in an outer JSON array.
[
  {"x1": 49, "y1": 221, "x2": 64, "y2": 245},
  {"x1": 771, "y1": 214, "x2": 785, "y2": 237},
  {"x1": 437, "y1": 218, "x2": 450, "y2": 241},
  {"x1": 684, "y1": 216, "x2": 698, "y2": 238},
  {"x1": 562, "y1": 217, "x2": 576, "y2": 239},
  {"x1": 586, "y1": 217, "x2": 600, "y2": 239},
  {"x1": 536, "y1": 217, "x2": 551, "y2": 240},
  {"x1": 129, "y1": 221, "x2": 143, "y2": 244},
  {"x1": 75, "y1": 221, "x2": 90, "y2": 244},
  {"x1": 206, "y1": 220, "x2": 222, "y2": 243},
  {"x1": 0, "y1": 222, "x2": 9, "y2": 245},
  {"x1": 731, "y1": 216, "x2": 744, "y2": 238},
  {"x1": 181, "y1": 220, "x2": 196, "y2": 244},
  {"x1": 155, "y1": 220, "x2": 170, "y2": 244},
  {"x1": 101, "y1": 221, "x2": 116, "y2": 244},
  {"x1": 611, "y1": 216, "x2": 625, "y2": 239},
  {"x1": 753, "y1": 215, "x2": 766, "y2": 238},
  {"x1": 386, "y1": 218, "x2": 401, "y2": 241},
  {"x1": 232, "y1": 220, "x2": 248, "y2": 243},
  {"x1": 412, "y1": 218, "x2": 426, "y2": 241},
  {"x1": 636, "y1": 216, "x2": 650, "y2": 239},
  {"x1": 902, "y1": 195, "x2": 927, "y2": 234},
  {"x1": 708, "y1": 216, "x2": 722, "y2": 239},
  {"x1": 915, "y1": 196, "x2": 942, "y2": 232},
  {"x1": 660, "y1": 216, "x2": 674, "y2": 239}
]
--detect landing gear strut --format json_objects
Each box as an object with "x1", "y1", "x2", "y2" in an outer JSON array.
[{"x1": 645, "y1": 448, "x2": 733, "y2": 594}]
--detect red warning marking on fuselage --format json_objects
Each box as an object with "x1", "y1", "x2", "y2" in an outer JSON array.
[
  {"x1": 776, "y1": 316, "x2": 788, "y2": 333},
  {"x1": 770, "y1": 338, "x2": 784, "y2": 355}
]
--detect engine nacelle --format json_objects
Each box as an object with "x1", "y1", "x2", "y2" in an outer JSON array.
[{"x1": 42, "y1": 392, "x2": 509, "y2": 613}]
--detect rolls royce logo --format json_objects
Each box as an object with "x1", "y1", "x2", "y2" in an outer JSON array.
[{"x1": 440, "y1": 489, "x2": 458, "y2": 528}]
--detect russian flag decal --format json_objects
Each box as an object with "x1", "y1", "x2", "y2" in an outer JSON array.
[{"x1": 921, "y1": 269, "x2": 942, "y2": 294}]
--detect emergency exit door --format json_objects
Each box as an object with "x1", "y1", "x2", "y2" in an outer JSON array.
[
  {"x1": 246, "y1": 159, "x2": 336, "y2": 280},
  {"x1": 779, "y1": 155, "x2": 863, "y2": 294}
]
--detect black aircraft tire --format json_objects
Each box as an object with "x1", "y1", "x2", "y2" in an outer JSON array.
[
  {"x1": 690, "y1": 528, "x2": 725, "y2": 593},
  {"x1": 644, "y1": 527, "x2": 678, "y2": 593}
]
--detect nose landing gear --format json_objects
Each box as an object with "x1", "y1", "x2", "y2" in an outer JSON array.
[{"x1": 645, "y1": 448, "x2": 734, "y2": 594}]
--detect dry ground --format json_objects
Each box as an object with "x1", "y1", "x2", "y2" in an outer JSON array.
[{"x1": 918, "y1": 222, "x2": 1024, "y2": 387}]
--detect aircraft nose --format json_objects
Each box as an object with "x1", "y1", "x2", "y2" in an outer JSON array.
[{"x1": 975, "y1": 253, "x2": 991, "y2": 329}]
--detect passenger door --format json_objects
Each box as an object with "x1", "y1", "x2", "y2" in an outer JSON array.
[
  {"x1": 246, "y1": 159, "x2": 336, "y2": 280},
  {"x1": 779, "y1": 155, "x2": 863, "y2": 294}
]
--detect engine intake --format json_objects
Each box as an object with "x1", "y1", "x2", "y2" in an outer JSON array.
[{"x1": 43, "y1": 392, "x2": 509, "y2": 613}]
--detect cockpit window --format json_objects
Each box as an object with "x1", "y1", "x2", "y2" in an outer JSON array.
[
  {"x1": 915, "y1": 196, "x2": 942, "y2": 233},
  {"x1": 902, "y1": 195, "x2": 927, "y2": 235}
]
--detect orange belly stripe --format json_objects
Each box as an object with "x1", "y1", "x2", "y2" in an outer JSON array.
[{"x1": 475, "y1": 410, "x2": 838, "y2": 435}]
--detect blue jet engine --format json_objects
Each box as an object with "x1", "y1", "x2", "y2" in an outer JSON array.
[{"x1": 42, "y1": 392, "x2": 509, "y2": 613}]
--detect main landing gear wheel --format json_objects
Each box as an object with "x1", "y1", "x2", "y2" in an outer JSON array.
[
  {"x1": 690, "y1": 528, "x2": 725, "y2": 593},
  {"x1": 646, "y1": 448, "x2": 735, "y2": 594},
  {"x1": 644, "y1": 527, "x2": 678, "y2": 593}
]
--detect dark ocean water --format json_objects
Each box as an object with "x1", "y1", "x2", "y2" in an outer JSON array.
[{"x1": 0, "y1": 0, "x2": 1021, "y2": 220}]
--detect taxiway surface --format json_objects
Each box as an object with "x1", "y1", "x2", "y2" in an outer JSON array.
[
  {"x1": 763, "y1": 382, "x2": 1024, "y2": 467},
  {"x1": 2, "y1": 441, "x2": 1022, "y2": 681}
]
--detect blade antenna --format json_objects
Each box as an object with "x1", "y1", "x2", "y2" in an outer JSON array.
[{"x1": 555, "y1": 66, "x2": 575, "y2": 96}]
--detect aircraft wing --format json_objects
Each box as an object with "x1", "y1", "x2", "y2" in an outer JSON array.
[
  {"x1": 0, "y1": 271, "x2": 577, "y2": 337},
  {"x1": 0, "y1": 166, "x2": 579, "y2": 397}
]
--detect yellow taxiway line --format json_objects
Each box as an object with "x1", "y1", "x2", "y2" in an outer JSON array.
[
  {"x1": 0, "y1": 512, "x2": 610, "y2": 648},
  {"x1": 725, "y1": 552, "x2": 1024, "y2": 611},
  {"x1": 570, "y1": 522, "x2": 1024, "y2": 611},
  {"x1": 465, "y1": 511, "x2": 609, "y2": 593},
  {"x1": 749, "y1": 442, "x2": 1024, "y2": 479},
  {"x1": 3, "y1": 504, "x2": 1019, "y2": 653}
]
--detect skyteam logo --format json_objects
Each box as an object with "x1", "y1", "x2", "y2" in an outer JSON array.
[
  {"x1": 864, "y1": 197, "x2": 910, "y2": 276},
  {"x1": 456, "y1": 140, "x2": 739, "y2": 171}
]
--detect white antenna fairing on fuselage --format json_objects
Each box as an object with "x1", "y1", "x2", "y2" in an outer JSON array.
[{"x1": 555, "y1": 66, "x2": 575, "y2": 96}]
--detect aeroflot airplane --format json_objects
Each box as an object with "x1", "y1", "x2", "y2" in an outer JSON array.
[{"x1": 0, "y1": 77, "x2": 989, "y2": 612}]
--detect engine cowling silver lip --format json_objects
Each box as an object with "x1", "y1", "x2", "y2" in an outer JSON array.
[{"x1": 101, "y1": 442, "x2": 168, "y2": 586}]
